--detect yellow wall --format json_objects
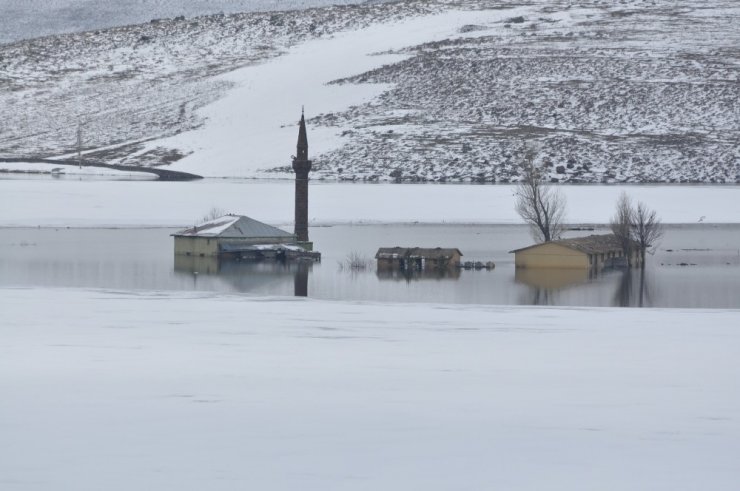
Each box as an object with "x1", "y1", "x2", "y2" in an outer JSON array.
[
  {"x1": 174, "y1": 236, "x2": 220, "y2": 257},
  {"x1": 515, "y1": 243, "x2": 589, "y2": 269}
]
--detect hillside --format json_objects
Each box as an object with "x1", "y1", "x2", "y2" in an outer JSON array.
[
  {"x1": 0, "y1": 0, "x2": 391, "y2": 44},
  {"x1": 1, "y1": 0, "x2": 738, "y2": 183}
]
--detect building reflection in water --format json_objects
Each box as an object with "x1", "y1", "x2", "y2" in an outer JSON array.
[
  {"x1": 174, "y1": 255, "x2": 222, "y2": 275},
  {"x1": 376, "y1": 267, "x2": 461, "y2": 282},
  {"x1": 514, "y1": 268, "x2": 593, "y2": 306},
  {"x1": 293, "y1": 263, "x2": 309, "y2": 297},
  {"x1": 515, "y1": 267, "x2": 652, "y2": 307},
  {"x1": 174, "y1": 255, "x2": 311, "y2": 297}
]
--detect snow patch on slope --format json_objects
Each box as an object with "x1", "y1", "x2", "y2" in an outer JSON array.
[{"x1": 156, "y1": 8, "x2": 526, "y2": 177}]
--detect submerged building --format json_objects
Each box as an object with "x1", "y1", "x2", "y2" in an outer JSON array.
[
  {"x1": 375, "y1": 247, "x2": 463, "y2": 271},
  {"x1": 511, "y1": 234, "x2": 641, "y2": 270},
  {"x1": 172, "y1": 109, "x2": 319, "y2": 262},
  {"x1": 172, "y1": 214, "x2": 314, "y2": 259}
]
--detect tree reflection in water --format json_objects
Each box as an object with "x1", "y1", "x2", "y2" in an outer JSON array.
[
  {"x1": 614, "y1": 269, "x2": 633, "y2": 307},
  {"x1": 614, "y1": 268, "x2": 653, "y2": 307},
  {"x1": 614, "y1": 268, "x2": 652, "y2": 307}
]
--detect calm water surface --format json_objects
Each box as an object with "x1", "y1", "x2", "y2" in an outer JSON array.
[{"x1": 1, "y1": 224, "x2": 739, "y2": 308}]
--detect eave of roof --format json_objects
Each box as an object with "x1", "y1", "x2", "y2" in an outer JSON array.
[{"x1": 510, "y1": 234, "x2": 630, "y2": 255}]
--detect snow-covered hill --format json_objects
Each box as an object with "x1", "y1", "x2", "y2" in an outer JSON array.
[
  {"x1": 1, "y1": 0, "x2": 738, "y2": 183},
  {"x1": 0, "y1": 0, "x2": 389, "y2": 44}
]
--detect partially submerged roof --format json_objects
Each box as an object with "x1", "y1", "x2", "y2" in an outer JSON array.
[
  {"x1": 173, "y1": 215, "x2": 294, "y2": 239},
  {"x1": 375, "y1": 247, "x2": 463, "y2": 259},
  {"x1": 219, "y1": 243, "x2": 306, "y2": 253},
  {"x1": 510, "y1": 234, "x2": 626, "y2": 255}
]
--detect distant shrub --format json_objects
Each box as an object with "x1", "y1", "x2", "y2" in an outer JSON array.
[
  {"x1": 199, "y1": 207, "x2": 227, "y2": 224},
  {"x1": 338, "y1": 251, "x2": 372, "y2": 272},
  {"x1": 459, "y1": 24, "x2": 487, "y2": 33}
]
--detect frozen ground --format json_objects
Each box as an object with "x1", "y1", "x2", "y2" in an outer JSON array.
[
  {"x1": 0, "y1": 1, "x2": 450, "y2": 169},
  {"x1": 1, "y1": 179, "x2": 738, "y2": 227},
  {"x1": 0, "y1": 161, "x2": 155, "y2": 177},
  {"x1": 147, "y1": 9, "x2": 515, "y2": 178},
  {"x1": 1, "y1": 0, "x2": 737, "y2": 183},
  {"x1": 1, "y1": 287, "x2": 739, "y2": 490},
  {"x1": 314, "y1": 1, "x2": 740, "y2": 184},
  {"x1": 0, "y1": 0, "x2": 390, "y2": 44}
]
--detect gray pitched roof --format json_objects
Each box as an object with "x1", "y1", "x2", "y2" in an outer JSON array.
[
  {"x1": 510, "y1": 234, "x2": 631, "y2": 255},
  {"x1": 173, "y1": 215, "x2": 295, "y2": 239}
]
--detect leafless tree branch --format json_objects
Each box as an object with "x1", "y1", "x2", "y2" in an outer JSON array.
[
  {"x1": 633, "y1": 201, "x2": 664, "y2": 267},
  {"x1": 515, "y1": 150, "x2": 566, "y2": 242},
  {"x1": 609, "y1": 193, "x2": 664, "y2": 268},
  {"x1": 610, "y1": 192, "x2": 635, "y2": 266}
]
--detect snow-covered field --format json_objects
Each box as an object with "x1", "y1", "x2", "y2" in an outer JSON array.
[
  {"x1": 1, "y1": 0, "x2": 737, "y2": 183},
  {"x1": 1, "y1": 179, "x2": 738, "y2": 227},
  {"x1": 1, "y1": 287, "x2": 739, "y2": 490},
  {"x1": 0, "y1": 161, "x2": 155, "y2": 177}
]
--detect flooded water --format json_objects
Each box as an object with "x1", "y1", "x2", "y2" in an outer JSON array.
[{"x1": 1, "y1": 224, "x2": 739, "y2": 308}]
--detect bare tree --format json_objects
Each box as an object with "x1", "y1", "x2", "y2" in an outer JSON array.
[
  {"x1": 515, "y1": 153, "x2": 566, "y2": 242},
  {"x1": 200, "y1": 206, "x2": 227, "y2": 224},
  {"x1": 632, "y1": 201, "x2": 664, "y2": 269},
  {"x1": 609, "y1": 194, "x2": 664, "y2": 269},
  {"x1": 610, "y1": 192, "x2": 635, "y2": 266}
]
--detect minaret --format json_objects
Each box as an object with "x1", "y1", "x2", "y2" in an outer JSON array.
[{"x1": 292, "y1": 109, "x2": 312, "y2": 245}]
